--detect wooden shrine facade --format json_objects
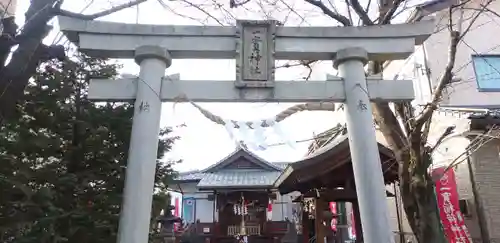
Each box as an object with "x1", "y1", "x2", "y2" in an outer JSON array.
[
  {"x1": 274, "y1": 130, "x2": 398, "y2": 243},
  {"x1": 171, "y1": 148, "x2": 294, "y2": 243}
]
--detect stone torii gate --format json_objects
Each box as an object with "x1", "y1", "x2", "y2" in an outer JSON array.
[{"x1": 58, "y1": 17, "x2": 434, "y2": 243}]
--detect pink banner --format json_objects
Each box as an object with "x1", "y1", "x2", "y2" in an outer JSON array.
[
  {"x1": 174, "y1": 197, "x2": 180, "y2": 232},
  {"x1": 329, "y1": 202, "x2": 337, "y2": 231},
  {"x1": 174, "y1": 197, "x2": 180, "y2": 216},
  {"x1": 433, "y1": 167, "x2": 472, "y2": 243}
]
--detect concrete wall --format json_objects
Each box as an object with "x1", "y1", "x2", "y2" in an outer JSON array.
[{"x1": 178, "y1": 182, "x2": 216, "y2": 223}]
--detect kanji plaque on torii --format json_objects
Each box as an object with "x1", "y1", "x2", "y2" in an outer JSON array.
[
  {"x1": 235, "y1": 20, "x2": 276, "y2": 88},
  {"x1": 58, "y1": 16, "x2": 435, "y2": 243}
]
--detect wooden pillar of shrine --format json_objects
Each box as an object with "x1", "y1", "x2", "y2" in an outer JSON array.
[
  {"x1": 344, "y1": 179, "x2": 364, "y2": 242},
  {"x1": 314, "y1": 198, "x2": 326, "y2": 243},
  {"x1": 301, "y1": 205, "x2": 309, "y2": 243},
  {"x1": 352, "y1": 200, "x2": 363, "y2": 243},
  {"x1": 212, "y1": 191, "x2": 220, "y2": 238}
]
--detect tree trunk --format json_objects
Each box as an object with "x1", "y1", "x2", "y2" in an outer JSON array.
[
  {"x1": 401, "y1": 173, "x2": 444, "y2": 243},
  {"x1": 399, "y1": 142, "x2": 445, "y2": 243}
]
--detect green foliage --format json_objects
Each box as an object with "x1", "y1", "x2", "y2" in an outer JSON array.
[{"x1": 0, "y1": 54, "x2": 179, "y2": 242}]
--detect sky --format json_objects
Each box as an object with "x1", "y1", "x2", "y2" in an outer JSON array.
[{"x1": 12, "y1": 0, "x2": 359, "y2": 172}]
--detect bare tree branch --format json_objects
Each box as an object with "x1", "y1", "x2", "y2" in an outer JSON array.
[
  {"x1": 413, "y1": 0, "x2": 493, "y2": 132},
  {"x1": 58, "y1": 0, "x2": 148, "y2": 20},
  {"x1": 304, "y1": 0, "x2": 352, "y2": 26},
  {"x1": 372, "y1": 102, "x2": 408, "y2": 154},
  {"x1": 349, "y1": 0, "x2": 373, "y2": 25},
  {"x1": 230, "y1": 0, "x2": 252, "y2": 8},
  {"x1": 412, "y1": 30, "x2": 459, "y2": 132},
  {"x1": 380, "y1": 0, "x2": 404, "y2": 24},
  {"x1": 344, "y1": 0, "x2": 354, "y2": 24},
  {"x1": 477, "y1": 4, "x2": 500, "y2": 18},
  {"x1": 430, "y1": 125, "x2": 455, "y2": 153},
  {"x1": 442, "y1": 127, "x2": 499, "y2": 173},
  {"x1": 421, "y1": 112, "x2": 432, "y2": 143},
  {"x1": 394, "y1": 102, "x2": 412, "y2": 136},
  {"x1": 458, "y1": 0, "x2": 490, "y2": 39}
]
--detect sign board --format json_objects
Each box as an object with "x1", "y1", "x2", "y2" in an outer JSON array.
[{"x1": 235, "y1": 20, "x2": 276, "y2": 88}]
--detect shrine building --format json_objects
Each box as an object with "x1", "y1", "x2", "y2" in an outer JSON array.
[{"x1": 170, "y1": 127, "x2": 403, "y2": 243}]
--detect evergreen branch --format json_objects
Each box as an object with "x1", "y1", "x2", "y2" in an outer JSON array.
[{"x1": 0, "y1": 0, "x2": 150, "y2": 125}]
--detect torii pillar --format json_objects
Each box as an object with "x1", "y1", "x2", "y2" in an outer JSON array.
[
  {"x1": 334, "y1": 47, "x2": 392, "y2": 243},
  {"x1": 117, "y1": 46, "x2": 171, "y2": 243}
]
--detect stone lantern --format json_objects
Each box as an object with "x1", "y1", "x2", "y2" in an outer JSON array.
[{"x1": 157, "y1": 204, "x2": 182, "y2": 243}]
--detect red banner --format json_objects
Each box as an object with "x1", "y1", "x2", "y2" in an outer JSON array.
[{"x1": 432, "y1": 167, "x2": 472, "y2": 243}]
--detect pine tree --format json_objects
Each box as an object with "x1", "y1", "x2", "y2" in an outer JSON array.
[{"x1": 0, "y1": 53, "x2": 178, "y2": 243}]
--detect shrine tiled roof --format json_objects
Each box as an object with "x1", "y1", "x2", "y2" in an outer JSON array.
[
  {"x1": 175, "y1": 166, "x2": 289, "y2": 186},
  {"x1": 270, "y1": 162, "x2": 289, "y2": 170},
  {"x1": 176, "y1": 170, "x2": 204, "y2": 181},
  {"x1": 200, "y1": 148, "x2": 283, "y2": 173},
  {"x1": 173, "y1": 147, "x2": 290, "y2": 189},
  {"x1": 196, "y1": 171, "x2": 282, "y2": 188}
]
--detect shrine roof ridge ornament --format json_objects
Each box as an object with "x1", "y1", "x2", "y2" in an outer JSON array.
[{"x1": 57, "y1": 16, "x2": 435, "y2": 61}]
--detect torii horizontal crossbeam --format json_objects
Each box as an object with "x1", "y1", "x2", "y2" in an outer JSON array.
[
  {"x1": 58, "y1": 16, "x2": 434, "y2": 61},
  {"x1": 88, "y1": 75, "x2": 415, "y2": 102}
]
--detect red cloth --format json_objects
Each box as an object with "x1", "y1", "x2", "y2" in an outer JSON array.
[
  {"x1": 266, "y1": 200, "x2": 272, "y2": 220},
  {"x1": 329, "y1": 202, "x2": 337, "y2": 231},
  {"x1": 174, "y1": 197, "x2": 180, "y2": 232}
]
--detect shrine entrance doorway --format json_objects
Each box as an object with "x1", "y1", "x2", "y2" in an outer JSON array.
[{"x1": 217, "y1": 191, "x2": 269, "y2": 237}]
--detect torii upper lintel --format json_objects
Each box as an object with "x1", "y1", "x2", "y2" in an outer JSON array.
[{"x1": 57, "y1": 16, "x2": 435, "y2": 61}]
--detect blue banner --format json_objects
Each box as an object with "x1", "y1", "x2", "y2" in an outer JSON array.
[{"x1": 182, "y1": 197, "x2": 196, "y2": 223}]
